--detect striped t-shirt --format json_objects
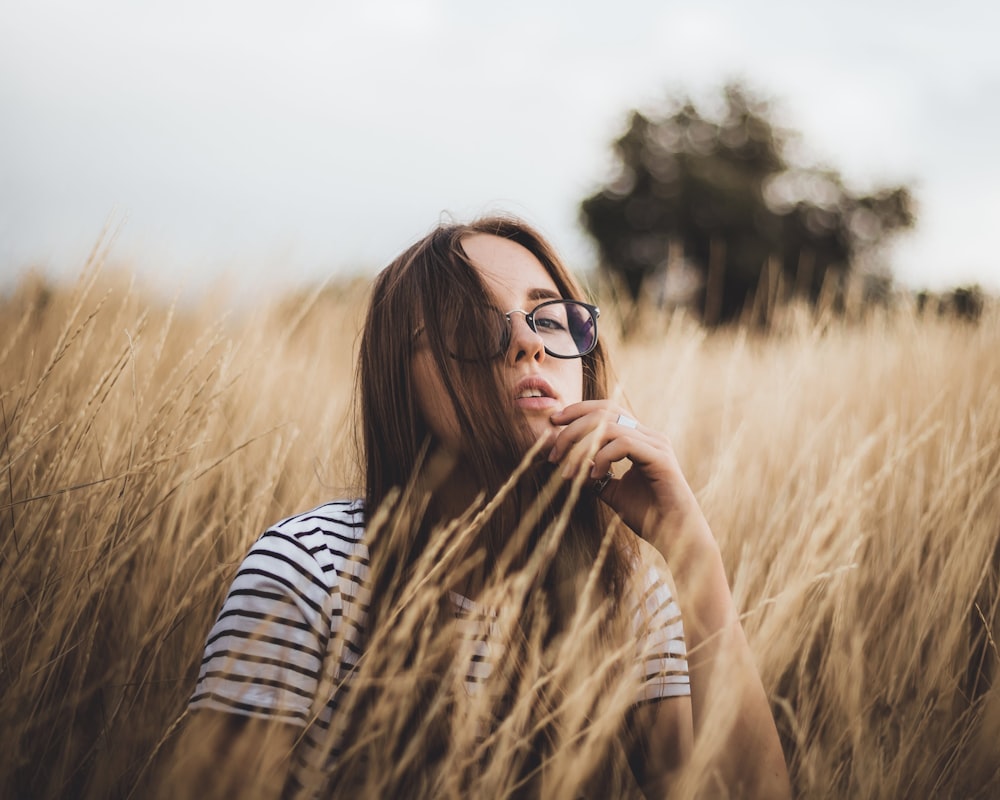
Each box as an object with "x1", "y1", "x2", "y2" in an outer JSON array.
[{"x1": 189, "y1": 499, "x2": 690, "y2": 782}]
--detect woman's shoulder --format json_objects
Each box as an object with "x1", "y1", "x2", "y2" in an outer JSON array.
[
  {"x1": 269, "y1": 497, "x2": 366, "y2": 540},
  {"x1": 248, "y1": 498, "x2": 369, "y2": 579}
]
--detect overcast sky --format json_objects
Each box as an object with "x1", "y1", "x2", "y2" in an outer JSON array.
[{"x1": 2, "y1": 0, "x2": 998, "y2": 299}]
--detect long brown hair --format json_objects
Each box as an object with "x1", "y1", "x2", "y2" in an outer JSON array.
[
  {"x1": 321, "y1": 215, "x2": 639, "y2": 794},
  {"x1": 358, "y1": 215, "x2": 632, "y2": 609}
]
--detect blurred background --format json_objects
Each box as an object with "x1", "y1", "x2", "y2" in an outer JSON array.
[
  {"x1": 3, "y1": 5, "x2": 1000, "y2": 797},
  {"x1": 2, "y1": 0, "x2": 998, "y2": 305}
]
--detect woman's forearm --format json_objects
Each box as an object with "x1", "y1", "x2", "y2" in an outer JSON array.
[{"x1": 651, "y1": 506, "x2": 791, "y2": 798}]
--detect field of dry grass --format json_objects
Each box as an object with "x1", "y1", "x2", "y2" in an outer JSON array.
[{"x1": 2, "y1": 251, "x2": 998, "y2": 798}]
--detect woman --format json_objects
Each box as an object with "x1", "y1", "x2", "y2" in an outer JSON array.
[{"x1": 178, "y1": 216, "x2": 790, "y2": 798}]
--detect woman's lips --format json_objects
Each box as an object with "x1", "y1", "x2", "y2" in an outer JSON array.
[
  {"x1": 515, "y1": 395, "x2": 560, "y2": 411},
  {"x1": 513, "y1": 376, "x2": 559, "y2": 412}
]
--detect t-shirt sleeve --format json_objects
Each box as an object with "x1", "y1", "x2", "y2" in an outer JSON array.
[
  {"x1": 188, "y1": 529, "x2": 340, "y2": 726},
  {"x1": 632, "y1": 563, "x2": 691, "y2": 703}
]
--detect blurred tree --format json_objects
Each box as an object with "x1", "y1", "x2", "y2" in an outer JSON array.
[
  {"x1": 916, "y1": 284, "x2": 986, "y2": 322},
  {"x1": 580, "y1": 84, "x2": 916, "y2": 326}
]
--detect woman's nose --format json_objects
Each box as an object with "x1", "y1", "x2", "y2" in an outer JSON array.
[{"x1": 506, "y1": 313, "x2": 545, "y2": 363}]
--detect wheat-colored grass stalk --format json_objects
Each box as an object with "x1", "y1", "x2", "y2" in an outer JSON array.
[{"x1": 1, "y1": 260, "x2": 997, "y2": 798}]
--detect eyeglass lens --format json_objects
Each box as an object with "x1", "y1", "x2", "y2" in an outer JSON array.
[
  {"x1": 445, "y1": 300, "x2": 597, "y2": 361},
  {"x1": 529, "y1": 301, "x2": 597, "y2": 357}
]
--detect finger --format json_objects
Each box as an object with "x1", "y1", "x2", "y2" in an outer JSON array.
[
  {"x1": 550, "y1": 400, "x2": 619, "y2": 426},
  {"x1": 588, "y1": 438, "x2": 634, "y2": 479},
  {"x1": 588, "y1": 434, "x2": 669, "y2": 479},
  {"x1": 560, "y1": 426, "x2": 662, "y2": 483},
  {"x1": 548, "y1": 407, "x2": 642, "y2": 463},
  {"x1": 548, "y1": 412, "x2": 613, "y2": 464},
  {"x1": 557, "y1": 427, "x2": 607, "y2": 480}
]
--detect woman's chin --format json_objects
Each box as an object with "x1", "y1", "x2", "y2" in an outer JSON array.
[{"x1": 525, "y1": 422, "x2": 560, "y2": 459}]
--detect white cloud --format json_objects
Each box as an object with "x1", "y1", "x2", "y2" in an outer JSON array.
[{"x1": 2, "y1": 0, "x2": 999, "y2": 293}]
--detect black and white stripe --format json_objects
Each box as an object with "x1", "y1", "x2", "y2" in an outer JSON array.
[{"x1": 190, "y1": 498, "x2": 690, "y2": 787}]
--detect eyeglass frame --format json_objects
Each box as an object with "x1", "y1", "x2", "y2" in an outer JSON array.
[
  {"x1": 414, "y1": 299, "x2": 601, "y2": 360},
  {"x1": 500, "y1": 299, "x2": 600, "y2": 359}
]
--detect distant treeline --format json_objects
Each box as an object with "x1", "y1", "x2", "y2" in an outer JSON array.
[
  {"x1": 915, "y1": 284, "x2": 988, "y2": 322},
  {"x1": 580, "y1": 83, "x2": 996, "y2": 330}
]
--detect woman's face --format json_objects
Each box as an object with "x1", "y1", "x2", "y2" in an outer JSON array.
[{"x1": 413, "y1": 233, "x2": 585, "y2": 452}]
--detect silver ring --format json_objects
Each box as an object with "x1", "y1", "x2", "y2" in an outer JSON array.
[
  {"x1": 616, "y1": 413, "x2": 638, "y2": 429},
  {"x1": 593, "y1": 471, "x2": 613, "y2": 495}
]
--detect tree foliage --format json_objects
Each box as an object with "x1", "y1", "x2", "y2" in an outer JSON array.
[{"x1": 580, "y1": 84, "x2": 916, "y2": 325}]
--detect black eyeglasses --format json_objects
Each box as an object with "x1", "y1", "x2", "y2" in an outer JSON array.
[{"x1": 443, "y1": 299, "x2": 600, "y2": 361}]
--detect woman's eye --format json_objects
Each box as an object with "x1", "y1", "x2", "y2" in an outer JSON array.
[{"x1": 535, "y1": 317, "x2": 567, "y2": 332}]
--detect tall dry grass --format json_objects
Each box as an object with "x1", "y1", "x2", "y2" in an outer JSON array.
[{"x1": 1, "y1": 249, "x2": 998, "y2": 798}]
